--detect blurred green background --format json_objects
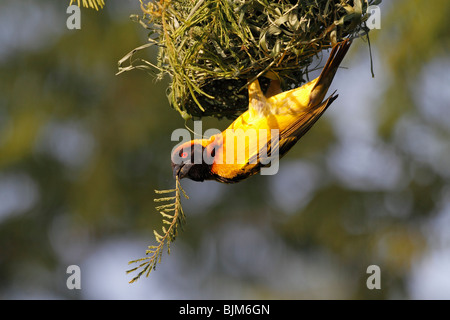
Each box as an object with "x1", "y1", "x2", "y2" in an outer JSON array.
[{"x1": 1, "y1": 0, "x2": 449, "y2": 299}]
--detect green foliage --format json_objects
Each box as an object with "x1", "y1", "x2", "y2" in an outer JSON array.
[
  {"x1": 70, "y1": 0, "x2": 105, "y2": 10},
  {"x1": 127, "y1": 177, "x2": 189, "y2": 283},
  {"x1": 119, "y1": 0, "x2": 380, "y2": 119}
]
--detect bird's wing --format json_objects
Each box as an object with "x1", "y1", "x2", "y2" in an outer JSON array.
[{"x1": 247, "y1": 93, "x2": 338, "y2": 165}]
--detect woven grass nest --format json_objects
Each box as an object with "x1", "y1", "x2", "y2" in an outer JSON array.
[{"x1": 119, "y1": 0, "x2": 379, "y2": 120}]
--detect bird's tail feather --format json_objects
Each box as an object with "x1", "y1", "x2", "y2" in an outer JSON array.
[{"x1": 309, "y1": 39, "x2": 352, "y2": 107}]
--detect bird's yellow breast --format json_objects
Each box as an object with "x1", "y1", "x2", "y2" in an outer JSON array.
[{"x1": 209, "y1": 77, "x2": 320, "y2": 180}]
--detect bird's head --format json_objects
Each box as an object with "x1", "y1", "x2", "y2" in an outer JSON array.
[{"x1": 171, "y1": 138, "x2": 217, "y2": 182}]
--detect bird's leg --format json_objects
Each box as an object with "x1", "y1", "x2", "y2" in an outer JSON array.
[{"x1": 265, "y1": 79, "x2": 282, "y2": 98}]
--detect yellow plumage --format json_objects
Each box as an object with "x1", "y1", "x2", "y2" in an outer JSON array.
[{"x1": 172, "y1": 39, "x2": 352, "y2": 183}]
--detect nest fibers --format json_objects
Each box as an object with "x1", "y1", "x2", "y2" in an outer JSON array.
[{"x1": 119, "y1": 0, "x2": 380, "y2": 119}]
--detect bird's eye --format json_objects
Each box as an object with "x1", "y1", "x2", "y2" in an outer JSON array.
[
  {"x1": 211, "y1": 148, "x2": 215, "y2": 157},
  {"x1": 181, "y1": 151, "x2": 188, "y2": 159}
]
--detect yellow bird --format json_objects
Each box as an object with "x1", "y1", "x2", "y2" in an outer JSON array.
[{"x1": 172, "y1": 39, "x2": 352, "y2": 183}]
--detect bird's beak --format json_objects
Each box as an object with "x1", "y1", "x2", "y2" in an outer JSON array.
[{"x1": 172, "y1": 163, "x2": 194, "y2": 180}]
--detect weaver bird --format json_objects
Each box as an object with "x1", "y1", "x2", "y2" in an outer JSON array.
[{"x1": 172, "y1": 39, "x2": 352, "y2": 183}]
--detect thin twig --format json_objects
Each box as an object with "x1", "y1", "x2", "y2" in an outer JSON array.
[{"x1": 127, "y1": 176, "x2": 188, "y2": 283}]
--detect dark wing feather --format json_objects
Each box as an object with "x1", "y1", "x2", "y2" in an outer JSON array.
[{"x1": 248, "y1": 93, "x2": 338, "y2": 165}]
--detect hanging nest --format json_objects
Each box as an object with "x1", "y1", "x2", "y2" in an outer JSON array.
[{"x1": 119, "y1": 0, "x2": 380, "y2": 119}]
